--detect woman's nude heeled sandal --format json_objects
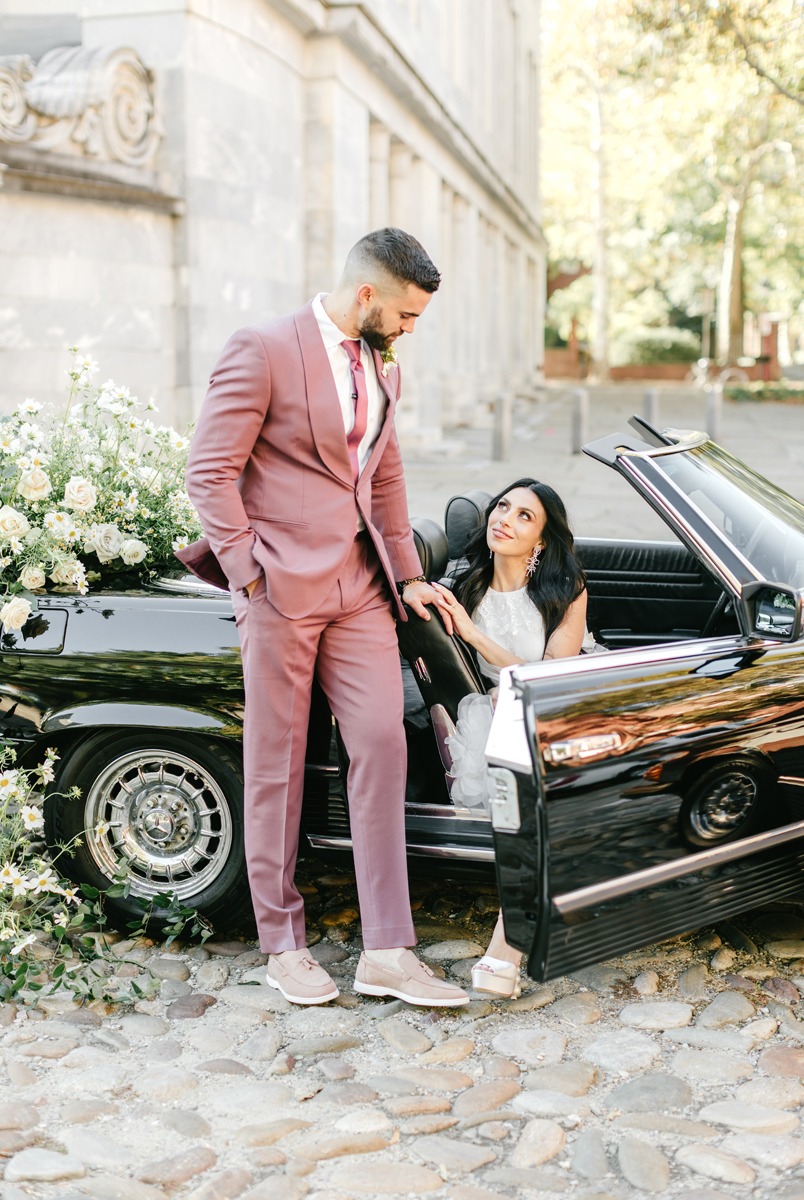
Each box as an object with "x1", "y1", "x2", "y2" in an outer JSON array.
[{"x1": 471, "y1": 955, "x2": 522, "y2": 999}]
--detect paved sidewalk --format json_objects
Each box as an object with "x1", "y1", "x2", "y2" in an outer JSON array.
[{"x1": 404, "y1": 384, "x2": 804, "y2": 542}]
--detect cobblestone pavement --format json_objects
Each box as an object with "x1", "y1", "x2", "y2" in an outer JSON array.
[
  {"x1": 4, "y1": 858, "x2": 804, "y2": 1200},
  {"x1": 5, "y1": 386, "x2": 804, "y2": 1200}
]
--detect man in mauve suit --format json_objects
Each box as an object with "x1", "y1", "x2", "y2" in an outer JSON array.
[{"x1": 178, "y1": 228, "x2": 469, "y2": 1007}]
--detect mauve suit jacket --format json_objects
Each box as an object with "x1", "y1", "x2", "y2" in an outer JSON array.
[{"x1": 176, "y1": 303, "x2": 423, "y2": 621}]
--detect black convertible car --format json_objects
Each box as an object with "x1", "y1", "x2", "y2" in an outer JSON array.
[{"x1": 4, "y1": 417, "x2": 804, "y2": 981}]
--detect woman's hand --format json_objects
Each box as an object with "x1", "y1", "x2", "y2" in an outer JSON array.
[{"x1": 431, "y1": 583, "x2": 477, "y2": 643}]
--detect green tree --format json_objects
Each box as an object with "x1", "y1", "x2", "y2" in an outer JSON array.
[
  {"x1": 542, "y1": 0, "x2": 803, "y2": 369},
  {"x1": 632, "y1": 0, "x2": 804, "y2": 109},
  {"x1": 629, "y1": 1, "x2": 802, "y2": 363}
]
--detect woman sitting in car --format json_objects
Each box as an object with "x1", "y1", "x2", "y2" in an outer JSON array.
[{"x1": 430, "y1": 478, "x2": 587, "y2": 998}]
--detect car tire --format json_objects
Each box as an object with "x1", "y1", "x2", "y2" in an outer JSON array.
[
  {"x1": 678, "y1": 756, "x2": 775, "y2": 849},
  {"x1": 46, "y1": 731, "x2": 252, "y2": 929}
]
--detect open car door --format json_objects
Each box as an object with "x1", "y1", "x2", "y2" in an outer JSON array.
[
  {"x1": 485, "y1": 419, "x2": 804, "y2": 981},
  {"x1": 487, "y1": 641, "x2": 804, "y2": 982}
]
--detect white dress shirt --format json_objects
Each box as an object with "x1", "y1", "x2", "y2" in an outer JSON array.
[{"x1": 312, "y1": 292, "x2": 386, "y2": 480}]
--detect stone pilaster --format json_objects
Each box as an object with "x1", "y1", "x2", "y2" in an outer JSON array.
[{"x1": 368, "y1": 119, "x2": 391, "y2": 231}]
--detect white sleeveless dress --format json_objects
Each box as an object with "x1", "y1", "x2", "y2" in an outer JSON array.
[{"x1": 446, "y1": 586, "x2": 545, "y2": 810}]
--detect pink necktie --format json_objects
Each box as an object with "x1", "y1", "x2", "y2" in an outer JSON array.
[{"x1": 342, "y1": 339, "x2": 369, "y2": 481}]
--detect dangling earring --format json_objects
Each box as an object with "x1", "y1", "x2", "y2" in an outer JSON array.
[{"x1": 526, "y1": 546, "x2": 541, "y2": 577}]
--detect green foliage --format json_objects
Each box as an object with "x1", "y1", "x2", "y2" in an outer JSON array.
[
  {"x1": 611, "y1": 326, "x2": 702, "y2": 366},
  {"x1": 544, "y1": 325, "x2": 568, "y2": 348},
  {"x1": 631, "y1": 0, "x2": 804, "y2": 110},
  {"x1": 725, "y1": 380, "x2": 804, "y2": 403}
]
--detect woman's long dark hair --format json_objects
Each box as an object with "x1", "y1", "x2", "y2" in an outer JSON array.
[{"x1": 451, "y1": 479, "x2": 586, "y2": 643}]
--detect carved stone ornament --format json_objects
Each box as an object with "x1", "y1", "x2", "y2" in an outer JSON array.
[{"x1": 0, "y1": 45, "x2": 162, "y2": 168}]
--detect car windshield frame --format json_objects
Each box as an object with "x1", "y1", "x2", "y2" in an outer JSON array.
[{"x1": 614, "y1": 437, "x2": 804, "y2": 599}]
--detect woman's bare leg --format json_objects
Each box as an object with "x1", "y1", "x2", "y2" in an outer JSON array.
[{"x1": 485, "y1": 910, "x2": 522, "y2": 967}]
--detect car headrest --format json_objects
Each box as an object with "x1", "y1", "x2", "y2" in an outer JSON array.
[
  {"x1": 444, "y1": 490, "x2": 492, "y2": 560},
  {"x1": 411, "y1": 517, "x2": 449, "y2": 581}
]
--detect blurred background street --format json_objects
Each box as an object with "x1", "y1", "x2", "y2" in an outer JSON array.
[{"x1": 405, "y1": 385, "x2": 804, "y2": 541}]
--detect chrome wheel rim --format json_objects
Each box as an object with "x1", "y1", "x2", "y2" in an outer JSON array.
[
  {"x1": 84, "y1": 749, "x2": 233, "y2": 901},
  {"x1": 689, "y1": 771, "x2": 758, "y2": 840}
]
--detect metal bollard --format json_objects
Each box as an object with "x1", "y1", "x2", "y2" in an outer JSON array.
[
  {"x1": 571, "y1": 387, "x2": 589, "y2": 454},
  {"x1": 492, "y1": 391, "x2": 512, "y2": 461},
  {"x1": 706, "y1": 382, "x2": 722, "y2": 442},
  {"x1": 643, "y1": 386, "x2": 659, "y2": 428}
]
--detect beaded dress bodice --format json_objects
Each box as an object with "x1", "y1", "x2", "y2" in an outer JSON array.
[{"x1": 472, "y1": 586, "x2": 545, "y2": 684}]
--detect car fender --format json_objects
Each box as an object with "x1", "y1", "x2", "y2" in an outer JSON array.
[{"x1": 41, "y1": 701, "x2": 242, "y2": 738}]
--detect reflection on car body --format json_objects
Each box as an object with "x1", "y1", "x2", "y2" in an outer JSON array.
[{"x1": 4, "y1": 416, "x2": 804, "y2": 984}]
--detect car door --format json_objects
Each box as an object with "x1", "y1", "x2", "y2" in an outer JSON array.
[
  {"x1": 486, "y1": 420, "x2": 804, "y2": 982},
  {"x1": 487, "y1": 635, "x2": 804, "y2": 983}
]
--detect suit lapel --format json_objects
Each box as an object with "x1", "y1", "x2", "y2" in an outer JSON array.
[
  {"x1": 294, "y1": 305, "x2": 353, "y2": 486},
  {"x1": 361, "y1": 351, "x2": 399, "y2": 482}
]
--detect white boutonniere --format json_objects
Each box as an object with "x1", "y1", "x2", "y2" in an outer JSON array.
[{"x1": 380, "y1": 346, "x2": 398, "y2": 378}]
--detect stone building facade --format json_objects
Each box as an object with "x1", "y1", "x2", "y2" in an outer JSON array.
[{"x1": 0, "y1": 0, "x2": 544, "y2": 443}]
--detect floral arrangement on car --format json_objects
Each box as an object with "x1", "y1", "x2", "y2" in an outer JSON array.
[{"x1": 0, "y1": 349, "x2": 201, "y2": 634}]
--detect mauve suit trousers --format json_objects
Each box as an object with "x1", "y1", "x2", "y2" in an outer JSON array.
[{"x1": 230, "y1": 532, "x2": 417, "y2": 953}]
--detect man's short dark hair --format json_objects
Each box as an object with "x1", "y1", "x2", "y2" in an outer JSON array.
[{"x1": 348, "y1": 228, "x2": 441, "y2": 293}]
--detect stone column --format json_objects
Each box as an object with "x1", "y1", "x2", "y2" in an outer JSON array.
[
  {"x1": 395, "y1": 154, "x2": 443, "y2": 446},
  {"x1": 304, "y1": 70, "x2": 371, "y2": 297},
  {"x1": 368, "y1": 120, "x2": 391, "y2": 231},
  {"x1": 389, "y1": 139, "x2": 413, "y2": 228},
  {"x1": 439, "y1": 182, "x2": 458, "y2": 426},
  {"x1": 460, "y1": 200, "x2": 481, "y2": 424}
]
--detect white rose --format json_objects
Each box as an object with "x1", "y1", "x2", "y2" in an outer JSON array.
[
  {"x1": 17, "y1": 466, "x2": 53, "y2": 503},
  {"x1": 0, "y1": 505, "x2": 30, "y2": 540},
  {"x1": 84, "y1": 523, "x2": 124, "y2": 564},
  {"x1": 49, "y1": 559, "x2": 81, "y2": 585},
  {"x1": 0, "y1": 595, "x2": 32, "y2": 631},
  {"x1": 18, "y1": 565, "x2": 46, "y2": 590},
  {"x1": 63, "y1": 476, "x2": 98, "y2": 513},
  {"x1": 119, "y1": 538, "x2": 148, "y2": 565}
]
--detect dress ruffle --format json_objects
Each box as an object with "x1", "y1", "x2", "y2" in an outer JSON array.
[{"x1": 446, "y1": 692, "x2": 495, "y2": 810}]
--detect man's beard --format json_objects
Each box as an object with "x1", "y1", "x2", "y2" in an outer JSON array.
[{"x1": 359, "y1": 306, "x2": 394, "y2": 353}]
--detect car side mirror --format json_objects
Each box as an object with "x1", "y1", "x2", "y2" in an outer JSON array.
[{"x1": 744, "y1": 583, "x2": 802, "y2": 641}]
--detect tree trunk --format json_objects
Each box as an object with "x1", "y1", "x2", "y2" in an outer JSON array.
[
  {"x1": 589, "y1": 87, "x2": 609, "y2": 381},
  {"x1": 716, "y1": 191, "x2": 747, "y2": 364}
]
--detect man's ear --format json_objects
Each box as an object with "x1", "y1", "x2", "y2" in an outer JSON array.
[{"x1": 356, "y1": 283, "x2": 374, "y2": 307}]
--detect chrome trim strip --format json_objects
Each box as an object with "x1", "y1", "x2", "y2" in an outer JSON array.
[
  {"x1": 306, "y1": 834, "x2": 495, "y2": 861},
  {"x1": 150, "y1": 575, "x2": 228, "y2": 598},
  {"x1": 510, "y1": 634, "x2": 749, "y2": 687},
  {"x1": 405, "y1": 801, "x2": 490, "y2": 823},
  {"x1": 778, "y1": 776, "x2": 804, "y2": 788},
  {"x1": 553, "y1": 819, "x2": 804, "y2": 915},
  {"x1": 616, "y1": 429, "x2": 710, "y2": 457}
]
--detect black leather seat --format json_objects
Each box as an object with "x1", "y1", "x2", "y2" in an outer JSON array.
[
  {"x1": 397, "y1": 492, "x2": 492, "y2": 724},
  {"x1": 444, "y1": 490, "x2": 492, "y2": 565}
]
